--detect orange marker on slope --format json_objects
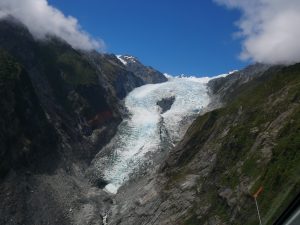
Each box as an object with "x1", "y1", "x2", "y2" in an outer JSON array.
[
  {"x1": 253, "y1": 186, "x2": 264, "y2": 225},
  {"x1": 253, "y1": 186, "x2": 264, "y2": 199}
]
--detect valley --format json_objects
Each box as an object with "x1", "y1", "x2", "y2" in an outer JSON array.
[
  {"x1": 0, "y1": 17, "x2": 299, "y2": 225},
  {"x1": 93, "y1": 75, "x2": 212, "y2": 194}
]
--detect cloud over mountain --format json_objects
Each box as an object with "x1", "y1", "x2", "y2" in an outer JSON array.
[
  {"x1": 0, "y1": 0, "x2": 103, "y2": 50},
  {"x1": 215, "y1": 0, "x2": 300, "y2": 65}
]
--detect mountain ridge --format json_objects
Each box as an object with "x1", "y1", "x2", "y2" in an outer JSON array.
[
  {"x1": 0, "y1": 16, "x2": 299, "y2": 225},
  {"x1": 116, "y1": 54, "x2": 168, "y2": 84}
]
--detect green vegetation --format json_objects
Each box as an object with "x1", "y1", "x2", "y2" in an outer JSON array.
[
  {"x1": 0, "y1": 50, "x2": 21, "y2": 81},
  {"x1": 170, "y1": 63, "x2": 300, "y2": 225},
  {"x1": 0, "y1": 49, "x2": 58, "y2": 177},
  {"x1": 34, "y1": 41, "x2": 111, "y2": 118},
  {"x1": 58, "y1": 52, "x2": 98, "y2": 85},
  {"x1": 254, "y1": 109, "x2": 300, "y2": 224},
  {"x1": 37, "y1": 40, "x2": 99, "y2": 86}
]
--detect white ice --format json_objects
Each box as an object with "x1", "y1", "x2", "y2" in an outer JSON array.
[{"x1": 99, "y1": 74, "x2": 231, "y2": 194}]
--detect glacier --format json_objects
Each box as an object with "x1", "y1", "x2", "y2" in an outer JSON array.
[{"x1": 93, "y1": 75, "x2": 221, "y2": 194}]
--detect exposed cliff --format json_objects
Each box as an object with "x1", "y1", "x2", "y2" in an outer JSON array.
[
  {"x1": 0, "y1": 17, "x2": 166, "y2": 225},
  {"x1": 116, "y1": 55, "x2": 168, "y2": 84}
]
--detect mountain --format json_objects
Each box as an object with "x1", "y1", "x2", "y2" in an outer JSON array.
[
  {"x1": 116, "y1": 55, "x2": 168, "y2": 84},
  {"x1": 0, "y1": 17, "x2": 166, "y2": 225},
  {"x1": 0, "y1": 16, "x2": 299, "y2": 225},
  {"x1": 107, "y1": 64, "x2": 300, "y2": 225}
]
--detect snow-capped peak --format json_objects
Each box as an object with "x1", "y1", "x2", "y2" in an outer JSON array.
[
  {"x1": 116, "y1": 55, "x2": 138, "y2": 65},
  {"x1": 116, "y1": 55, "x2": 128, "y2": 65},
  {"x1": 123, "y1": 55, "x2": 138, "y2": 63}
]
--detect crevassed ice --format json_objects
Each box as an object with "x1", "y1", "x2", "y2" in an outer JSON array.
[{"x1": 101, "y1": 76, "x2": 213, "y2": 194}]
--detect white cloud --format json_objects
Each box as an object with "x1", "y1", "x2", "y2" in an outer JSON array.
[
  {"x1": 0, "y1": 0, "x2": 104, "y2": 50},
  {"x1": 214, "y1": 0, "x2": 300, "y2": 65}
]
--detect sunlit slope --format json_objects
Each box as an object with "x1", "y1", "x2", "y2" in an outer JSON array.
[{"x1": 164, "y1": 64, "x2": 300, "y2": 225}]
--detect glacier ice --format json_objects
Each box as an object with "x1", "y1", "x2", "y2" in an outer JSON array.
[{"x1": 96, "y1": 76, "x2": 216, "y2": 194}]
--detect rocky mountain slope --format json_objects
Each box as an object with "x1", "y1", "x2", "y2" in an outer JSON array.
[
  {"x1": 117, "y1": 55, "x2": 167, "y2": 84},
  {"x1": 0, "y1": 17, "x2": 166, "y2": 225},
  {"x1": 107, "y1": 64, "x2": 300, "y2": 225}
]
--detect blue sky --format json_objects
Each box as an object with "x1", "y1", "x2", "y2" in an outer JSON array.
[{"x1": 48, "y1": 0, "x2": 248, "y2": 76}]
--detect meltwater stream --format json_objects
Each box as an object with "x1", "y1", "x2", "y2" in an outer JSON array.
[{"x1": 94, "y1": 76, "x2": 214, "y2": 194}]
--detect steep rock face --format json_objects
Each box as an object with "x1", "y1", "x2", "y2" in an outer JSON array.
[
  {"x1": 0, "y1": 18, "x2": 120, "y2": 225},
  {"x1": 108, "y1": 64, "x2": 300, "y2": 225},
  {"x1": 208, "y1": 63, "x2": 271, "y2": 103},
  {"x1": 0, "y1": 18, "x2": 121, "y2": 162},
  {"x1": 117, "y1": 55, "x2": 168, "y2": 84},
  {"x1": 0, "y1": 18, "x2": 166, "y2": 225},
  {"x1": 84, "y1": 52, "x2": 146, "y2": 99},
  {"x1": 0, "y1": 50, "x2": 58, "y2": 178}
]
